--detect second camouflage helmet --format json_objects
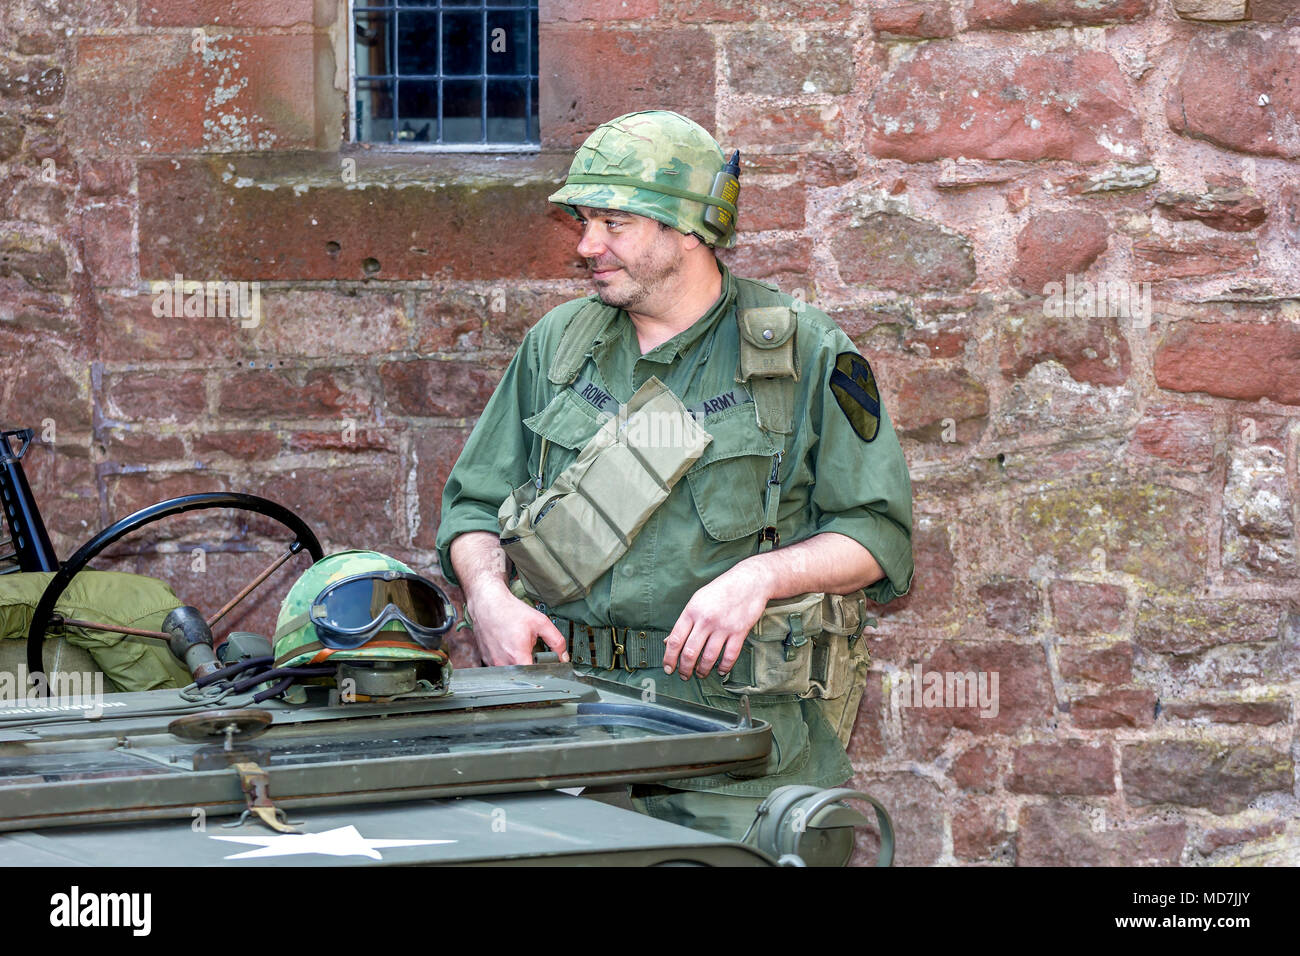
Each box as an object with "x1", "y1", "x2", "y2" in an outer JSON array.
[
  {"x1": 272, "y1": 550, "x2": 451, "y2": 671},
  {"x1": 548, "y1": 110, "x2": 739, "y2": 248}
]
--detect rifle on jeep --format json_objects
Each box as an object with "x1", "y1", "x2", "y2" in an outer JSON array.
[{"x1": 0, "y1": 428, "x2": 58, "y2": 574}]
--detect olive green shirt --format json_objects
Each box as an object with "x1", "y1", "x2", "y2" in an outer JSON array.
[
  {"x1": 436, "y1": 263, "x2": 913, "y2": 796},
  {"x1": 436, "y1": 263, "x2": 914, "y2": 622}
]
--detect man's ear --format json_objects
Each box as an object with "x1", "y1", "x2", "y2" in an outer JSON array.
[{"x1": 680, "y1": 231, "x2": 703, "y2": 251}]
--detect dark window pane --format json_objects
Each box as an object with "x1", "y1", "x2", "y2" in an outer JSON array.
[
  {"x1": 529, "y1": 75, "x2": 538, "y2": 143},
  {"x1": 485, "y1": 10, "x2": 528, "y2": 76},
  {"x1": 356, "y1": 78, "x2": 396, "y2": 143},
  {"x1": 530, "y1": 9, "x2": 538, "y2": 74},
  {"x1": 354, "y1": 1, "x2": 537, "y2": 145},
  {"x1": 442, "y1": 11, "x2": 484, "y2": 76},
  {"x1": 396, "y1": 11, "x2": 438, "y2": 75},
  {"x1": 487, "y1": 79, "x2": 527, "y2": 142},
  {"x1": 396, "y1": 80, "x2": 439, "y2": 142},
  {"x1": 354, "y1": 12, "x2": 393, "y2": 78},
  {"x1": 443, "y1": 79, "x2": 483, "y2": 143}
]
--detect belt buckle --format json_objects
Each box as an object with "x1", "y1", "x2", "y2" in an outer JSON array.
[
  {"x1": 622, "y1": 628, "x2": 639, "y2": 673},
  {"x1": 607, "y1": 627, "x2": 624, "y2": 671},
  {"x1": 608, "y1": 627, "x2": 637, "y2": 673}
]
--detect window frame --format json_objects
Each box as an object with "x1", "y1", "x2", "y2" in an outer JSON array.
[{"x1": 345, "y1": 0, "x2": 541, "y2": 153}]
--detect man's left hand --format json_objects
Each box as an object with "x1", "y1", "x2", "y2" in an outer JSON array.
[{"x1": 663, "y1": 560, "x2": 773, "y2": 680}]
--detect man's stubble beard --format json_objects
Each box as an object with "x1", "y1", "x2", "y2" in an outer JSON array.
[{"x1": 590, "y1": 231, "x2": 683, "y2": 311}]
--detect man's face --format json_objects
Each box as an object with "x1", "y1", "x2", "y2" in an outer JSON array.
[{"x1": 573, "y1": 205, "x2": 685, "y2": 311}]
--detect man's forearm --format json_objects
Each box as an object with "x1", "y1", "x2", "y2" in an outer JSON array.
[
  {"x1": 662, "y1": 531, "x2": 885, "y2": 678},
  {"x1": 449, "y1": 531, "x2": 513, "y2": 606},
  {"x1": 740, "y1": 531, "x2": 885, "y2": 603},
  {"x1": 448, "y1": 530, "x2": 570, "y2": 664}
]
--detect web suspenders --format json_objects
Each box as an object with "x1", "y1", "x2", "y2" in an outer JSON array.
[
  {"x1": 734, "y1": 282, "x2": 798, "y2": 553},
  {"x1": 548, "y1": 281, "x2": 799, "y2": 554},
  {"x1": 548, "y1": 295, "x2": 614, "y2": 388}
]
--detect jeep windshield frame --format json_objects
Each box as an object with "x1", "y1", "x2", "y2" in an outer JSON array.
[{"x1": 0, "y1": 663, "x2": 770, "y2": 832}]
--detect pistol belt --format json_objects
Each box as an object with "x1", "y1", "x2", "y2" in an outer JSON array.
[{"x1": 550, "y1": 616, "x2": 668, "y2": 672}]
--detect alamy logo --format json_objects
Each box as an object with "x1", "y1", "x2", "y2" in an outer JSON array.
[
  {"x1": 150, "y1": 273, "x2": 261, "y2": 328},
  {"x1": 0, "y1": 666, "x2": 109, "y2": 719},
  {"x1": 1043, "y1": 274, "x2": 1152, "y2": 327},
  {"x1": 891, "y1": 663, "x2": 1000, "y2": 718},
  {"x1": 49, "y1": 886, "x2": 151, "y2": 936}
]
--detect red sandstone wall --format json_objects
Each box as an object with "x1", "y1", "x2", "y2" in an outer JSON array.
[{"x1": 1, "y1": 0, "x2": 1297, "y2": 865}]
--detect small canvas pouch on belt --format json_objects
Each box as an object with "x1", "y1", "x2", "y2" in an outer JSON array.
[
  {"x1": 498, "y1": 376, "x2": 712, "y2": 607},
  {"x1": 721, "y1": 590, "x2": 874, "y2": 748}
]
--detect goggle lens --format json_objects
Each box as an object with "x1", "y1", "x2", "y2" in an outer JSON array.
[
  {"x1": 317, "y1": 577, "x2": 446, "y2": 630},
  {"x1": 310, "y1": 573, "x2": 451, "y2": 650}
]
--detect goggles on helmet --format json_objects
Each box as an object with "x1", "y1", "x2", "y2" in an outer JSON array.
[{"x1": 308, "y1": 570, "x2": 455, "y2": 650}]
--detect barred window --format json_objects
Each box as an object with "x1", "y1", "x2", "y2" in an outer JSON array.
[{"x1": 350, "y1": 0, "x2": 539, "y2": 149}]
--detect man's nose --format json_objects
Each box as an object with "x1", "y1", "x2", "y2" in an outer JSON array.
[{"x1": 576, "y1": 223, "x2": 604, "y2": 259}]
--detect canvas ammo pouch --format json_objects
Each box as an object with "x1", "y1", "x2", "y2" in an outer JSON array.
[
  {"x1": 721, "y1": 590, "x2": 873, "y2": 748},
  {"x1": 498, "y1": 376, "x2": 712, "y2": 607}
]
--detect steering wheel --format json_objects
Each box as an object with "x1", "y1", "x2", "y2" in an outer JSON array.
[{"x1": 27, "y1": 492, "x2": 324, "y2": 679}]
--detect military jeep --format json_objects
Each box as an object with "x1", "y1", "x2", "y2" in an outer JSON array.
[{"x1": 0, "y1": 427, "x2": 892, "y2": 867}]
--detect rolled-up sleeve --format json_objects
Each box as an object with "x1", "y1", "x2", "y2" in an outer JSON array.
[
  {"x1": 807, "y1": 329, "x2": 914, "y2": 605},
  {"x1": 435, "y1": 330, "x2": 540, "y2": 587}
]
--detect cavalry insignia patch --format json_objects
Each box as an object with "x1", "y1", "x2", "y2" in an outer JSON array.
[{"x1": 829, "y1": 352, "x2": 880, "y2": 442}]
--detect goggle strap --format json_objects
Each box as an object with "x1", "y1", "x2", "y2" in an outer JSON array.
[{"x1": 274, "y1": 611, "x2": 312, "y2": 641}]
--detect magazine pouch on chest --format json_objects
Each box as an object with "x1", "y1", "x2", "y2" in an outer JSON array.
[{"x1": 498, "y1": 375, "x2": 711, "y2": 607}]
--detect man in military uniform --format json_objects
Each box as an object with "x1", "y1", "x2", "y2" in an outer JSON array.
[{"x1": 436, "y1": 111, "x2": 913, "y2": 840}]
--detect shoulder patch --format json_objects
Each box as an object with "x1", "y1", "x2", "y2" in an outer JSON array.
[{"x1": 829, "y1": 351, "x2": 880, "y2": 442}]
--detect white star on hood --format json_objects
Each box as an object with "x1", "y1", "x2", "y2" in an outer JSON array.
[{"x1": 212, "y1": 824, "x2": 456, "y2": 860}]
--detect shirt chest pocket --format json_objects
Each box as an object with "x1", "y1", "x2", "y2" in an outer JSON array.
[
  {"x1": 522, "y1": 387, "x2": 608, "y2": 482},
  {"x1": 686, "y1": 405, "x2": 778, "y2": 542}
]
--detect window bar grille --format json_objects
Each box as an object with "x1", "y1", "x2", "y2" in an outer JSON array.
[
  {"x1": 524, "y1": 2, "x2": 533, "y2": 144},
  {"x1": 354, "y1": 1, "x2": 539, "y2": 147},
  {"x1": 479, "y1": 5, "x2": 487, "y2": 143},
  {"x1": 389, "y1": 8, "x2": 398, "y2": 143},
  {"x1": 436, "y1": 3, "x2": 444, "y2": 144}
]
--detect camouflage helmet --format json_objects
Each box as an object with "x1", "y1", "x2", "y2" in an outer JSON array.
[
  {"x1": 273, "y1": 550, "x2": 450, "y2": 671},
  {"x1": 548, "y1": 110, "x2": 739, "y2": 248}
]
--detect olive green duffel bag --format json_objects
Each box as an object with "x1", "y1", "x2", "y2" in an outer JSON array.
[{"x1": 0, "y1": 571, "x2": 191, "y2": 692}]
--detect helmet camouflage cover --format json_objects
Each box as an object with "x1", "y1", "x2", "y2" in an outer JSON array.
[
  {"x1": 548, "y1": 110, "x2": 738, "y2": 248},
  {"x1": 273, "y1": 549, "x2": 451, "y2": 671}
]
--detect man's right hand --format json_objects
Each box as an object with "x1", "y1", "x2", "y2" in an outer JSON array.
[
  {"x1": 467, "y1": 584, "x2": 569, "y2": 666},
  {"x1": 449, "y1": 531, "x2": 569, "y2": 666}
]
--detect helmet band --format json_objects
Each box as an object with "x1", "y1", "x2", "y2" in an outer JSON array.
[{"x1": 561, "y1": 174, "x2": 737, "y2": 222}]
